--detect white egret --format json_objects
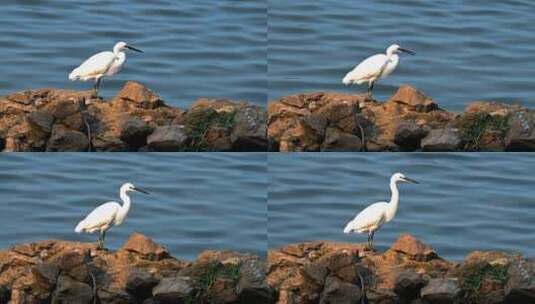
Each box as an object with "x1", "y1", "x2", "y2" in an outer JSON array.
[
  {"x1": 69, "y1": 41, "x2": 143, "y2": 97},
  {"x1": 343, "y1": 173, "x2": 418, "y2": 249},
  {"x1": 75, "y1": 182, "x2": 149, "y2": 249},
  {"x1": 342, "y1": 44, "x2": 415, "y2": 98}
]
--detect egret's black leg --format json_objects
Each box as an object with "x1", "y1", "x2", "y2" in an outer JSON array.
[
  {"x1": 370, "y1": 231, "x2": 375, "y2": 250},
  {"x1": 95, "y1": 78, "x2": 102, "y2": 98},
  {"x1": 102, "y1": 230, "x2": 106, "y2": 249},
  {"x1": 97, "y1": 231, "x2": 102, "y2": 249},
  {"x1": 368, "y1": 82, "x2": 375, "y2": 98},
  {"x1": 93, "y1": 81, "x2": 98, "y2": 97}
]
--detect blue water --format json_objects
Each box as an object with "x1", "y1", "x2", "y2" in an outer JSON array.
[
  {"x1": 269, "y1": 0, "x2": 535, "y2": 111},
  {"x1": 0, "y1": 0, "x2": 266, "y2": 107},
  {"x1": 0, "y1": 153, "x2": 267, "y2": 260},
  {"x1": 268, "y1": 153, "x2": 535, "y2": 261}
]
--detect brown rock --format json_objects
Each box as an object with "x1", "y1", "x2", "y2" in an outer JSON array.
[
  {"x1": 388, "y1": 85, "x2": 438, "y2": 113},
  {"x1": 389, "y1": 234, "x2": 437, "y2": 262},
  {"x1": 46, "y1": 124, "x2": 89, "y2": 152},
  {"x1": 31, "y1": 263, "x2": 59, "y2": 291},
  {"x1": 121, "y1": 233, "x2": 169, "y2": 261},
  {"x1": 27, "y1": 111, "x2": 54, "y2": 134},
  {"x1": 207, "y1": 277, "x2": 238, "y2": 303},
  {"x1": 115, "y1": 81, "x2": 164, "y2": 109},
  {"x1": 278, "y1": 121, "x2": 321, "y2": 152}
]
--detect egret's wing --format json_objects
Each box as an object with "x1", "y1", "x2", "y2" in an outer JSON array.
[
  {"x1": 343, "y1": 54, "x2": 388, "y2": 85},
  {"x1": 344, "y1": 202, "x2": 388, "y2": 233},
  {"x1": 70, "y1": 51, "x2": 115, "y2": 80},
  {"x1": 76, "y1": 201, "x2": 119, "y2": 232}
]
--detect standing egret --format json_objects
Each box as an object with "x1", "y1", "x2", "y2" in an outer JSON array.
[
  {"x1": 342, "y1": 44, "x2": 415, "y2": 98},
  {"x1": 343, "y1": 173, "x2": 418, "y2": 249},
  {"x1": 75, "y1": 183, "x2": 149, "y2": 249},
  {"x1": 69, "y1": 41, "x2": 143, "y2": 97}
]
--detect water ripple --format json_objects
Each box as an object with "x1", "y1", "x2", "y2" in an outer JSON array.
[
  {"x1": 269, "y1": 1, "x2": 535, "y2": 111},
  {"x1": 268, "y1": 153, "x2": 535, "y2": 261},
  {"x1": 0, "y1": 153, "x2": 267, "y2": 260},
  {"x1": 0, "y1": 0, "x2": 266, "y2": 107}
]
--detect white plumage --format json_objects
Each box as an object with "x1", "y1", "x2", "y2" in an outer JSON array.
[
  {"x1": 342, "y1": 44, "x2": 414, "y2": 98},
  {"x1": 343, "y1": 173, "x2": 418, "y2": 249},
  {"x1": 75, "y1": 182, "x2": 149, "y2": 249},
  {"x1": 69, "y1": 41, "x2": 143, "y2": 97}
]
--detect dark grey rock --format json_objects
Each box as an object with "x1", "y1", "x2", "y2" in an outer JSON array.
[
  {"x1": 147, "y1": 125, "x2": 189, "y2": 151},
  {"x1": 421, "y1": 128, "x2": 462, "y2": 151}
]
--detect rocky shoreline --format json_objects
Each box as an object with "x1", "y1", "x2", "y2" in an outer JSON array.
[
  {"x1": 1, "y1": 233, "x2": 532, "y2": 303},
  {"x1": 0, "y1": 233, "x2": 272, "y2": 304},
  {"x1": 0, "y1": 82, "x2": 267, "y2": 152},
  {"x1": 3, "y1": 83, "x2": 535, "y2": 152},
  {"x1": 268, "y1": 234, "x2": 534, "y2": 304},
  {"x1": 268, "y1": 86, "x2": 535, "y2": 152}
]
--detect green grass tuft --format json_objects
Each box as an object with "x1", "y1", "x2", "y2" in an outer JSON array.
[
  {"x1": 184, "y1": 109, "x2": 236, "y2": 151},
  {"x1": 460, "y1": 262, "x2": 509, "y2": 302},
  {"x1": 185, "y1": 261, "x2": 242, "y2": 304},
  {"x1": 459, "y1": 112, "x2": 509, "y2": 151}
]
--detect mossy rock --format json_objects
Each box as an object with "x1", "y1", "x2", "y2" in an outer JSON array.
[{"x1": 459, "y1": 112, "x2": 509, "y2": 151}]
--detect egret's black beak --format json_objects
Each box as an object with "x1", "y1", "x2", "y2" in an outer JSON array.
[
  {"x1": 133, "y1": 187, "x2": 150, "y2": 194},
  {"x1": 402, "y1": 177, "x2": 419, "y2": 184},
  {"x1": 399, "y1": 48, "x2": 415, "y2": 55},
  {"x1": 126, "y1": 45, "x2": 143, "y2": 53}
]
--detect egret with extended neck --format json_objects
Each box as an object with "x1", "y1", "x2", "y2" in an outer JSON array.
[
  {"x1": 75, "y1": 182, "x2": 149, "y2": 249},
  {"x1": 343, "y1": 173, "x2": 418, "y2": 249}
]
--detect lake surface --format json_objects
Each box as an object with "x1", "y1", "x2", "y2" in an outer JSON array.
[
  {"x1": 0, "y1": 0, "x2": 266, "y2": 107},
  {"x1": 0, "y1": 153, "x2": 267, "y2": 260},
  {"x1": 269, "y1": 1, "x2": 535, "y2": 111},
  {"x1": 268, "y1": 153, "x2": 535, "y2": 261}
]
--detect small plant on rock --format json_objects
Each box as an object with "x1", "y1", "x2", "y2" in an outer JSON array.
[{"x1": 459, "y1": 112, "x2": 509, "y2": 151}]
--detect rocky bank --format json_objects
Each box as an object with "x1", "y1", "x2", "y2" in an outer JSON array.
[
  {"x1": 1, "y1": 234, "x2": 533, "y2": 304},
  {"x1": 268, "y1": 234, "x2": 535, "y2": 304},
  {"x1": 0, "y1": 232, "x2": 272, "y2": 304},
  {"x1": 0, "y1": 82, "x2": 267, "y2": 152},
  {"x1": 268, "y1": 85, "x2": 535, "y2": 152},
  {"x1": 4, "y1": 83, "x2": 535, "y2": 152}
]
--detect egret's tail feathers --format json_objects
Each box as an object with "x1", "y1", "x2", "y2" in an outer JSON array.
[
  {"x1": 342, "y1": 75, "x2": 353, "y2": 86},
  {"x1": 75, "y1": 221, "x2": 85, "y2": 233},
  {"x1": 69, "y1": 69, "x2": 80, "y2": 81},
  {"x1": 343, "y1": 222, "x2": 354, "y2": 234}
]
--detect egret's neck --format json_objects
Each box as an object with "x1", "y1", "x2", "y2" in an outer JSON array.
[
  {"x1": 117, "y1": 190, "x2": 132, "y2": 221},
  {"x1": 387, "y1": 52, "x2": 399, "y2": 62},
  {"x1": 386, "y1": 180, "x2": 399, "y2": 221}
]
